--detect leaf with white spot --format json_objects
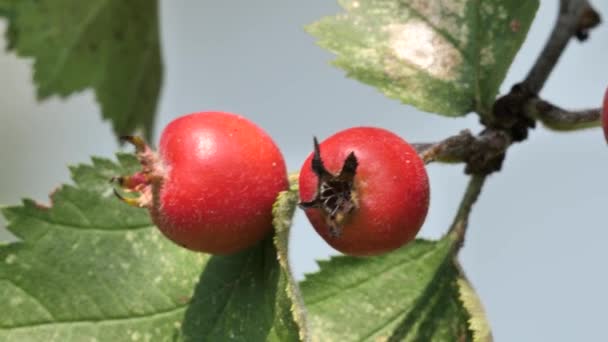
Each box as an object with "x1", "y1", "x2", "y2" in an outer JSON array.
[
  {"x1": 0, "y1": 154, "x2": 207, "y2": 342},
  {"x1": 180, "y1": 181, "x2": 306, "y2": 341},
  {"x1": 300, "y1": 238, "x2": 475, "y2": 341},
  {"x1": 308, "y1": 0, "x2": 539, "y2": 116},
  {"x1": 0, "y1": 0, "x2": 162, "y2": 139}
]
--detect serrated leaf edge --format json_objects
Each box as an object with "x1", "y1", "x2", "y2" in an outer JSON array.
[
  {"x1": 272, "y1": 177, "x2": 309, "y2": 342},
  {"x1": 0, "y1": 3, "x2": 161, "y2": 140},
  {"x1": 456, "y1": 263, "x2": 493, "y2": 342},
  {"x1": 0, "y1": 154, "x2": 205, "y2": 339}
]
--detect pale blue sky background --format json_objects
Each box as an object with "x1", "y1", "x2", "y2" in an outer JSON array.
[{"x1": 1, "y1": 1, "x2": 607, "y2": 341}]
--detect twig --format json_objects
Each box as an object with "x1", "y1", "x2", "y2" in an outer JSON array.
[
  {"x1": 411, "y1": 143, "x2": 435, "y2": 156},
  {"x1": 419, "y1": 0, "x2": 601, "y2": 252},
  {"x1": 415, "y1": 130, "x2": 511, "y2": 174},
  {"x1": 527, "y1": 98, "x2": 601, "y2": 131},
  {"x1": 490, "y1": 0, "x2": 600, "y2": 142},
  {"x1": 575, "y1": 3, "x2": 602, "y2": 41},
  {"x1": 448, "y1": 175, "x2": 487, "y2": 250},
  {"x1": 416, "y1": 131, "x2": 476, "y2": 164},
  {"x1": 523, "y1": 0, "x2": 596, "y2": 94}
]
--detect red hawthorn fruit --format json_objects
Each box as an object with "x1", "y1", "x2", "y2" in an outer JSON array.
[
  {"x1": 298, "y1": 127, "x2": 430, "y2": 256},
  {"x1": 113, "y1": 111, "x2": 288, "y2": 254}
]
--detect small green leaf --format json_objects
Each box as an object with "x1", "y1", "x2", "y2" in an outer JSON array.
[
  {"x1": 300, "y1": 238, "x2": 472, "y2": 341},
  {"x1": 1, "y1": 0, "x2": 162, "y2": 139},
  {"x1": 181, "y1": 183, "x2": 305, "y2": 342},
  {"x1": 0, "y1": 154, "x2": 207, "y2": 342},
  {"x1": 307, "y1": 0, "x2": 539, "y2": 117}
]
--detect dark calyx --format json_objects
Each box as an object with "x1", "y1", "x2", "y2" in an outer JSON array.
[{"x1": 299, "y1": 137, "x2": 359, "y2": 237}]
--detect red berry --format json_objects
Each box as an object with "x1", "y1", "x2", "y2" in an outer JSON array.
[
  {"x1": 114, "y1": 112, "x2": 288, "y2": 254},
  {"x1": 603, "y1": 87, "x2": 608, "y2": 143},
  {"x1": 298, "y1": 127, "x2": 429, "y2": 256}
]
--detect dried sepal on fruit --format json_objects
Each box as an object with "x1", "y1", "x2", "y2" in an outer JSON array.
[
  {"x1": 299, "y1": 137, "x2": 359, "y2": 237},
  {"x1": 298, "y1": 127, "x2": 430, "y2": 256},
  {"x1": 111, "y1": 136, "x2": 164, "y2": 208}
]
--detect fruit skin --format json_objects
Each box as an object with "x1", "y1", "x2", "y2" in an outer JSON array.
[
  {"x1": 299, "y1": 127, "x2": 430, "y2": 256},
  {"x1": 603, "y1": 87, "x2": 608, "y2": 143},
  {"x1": 122, "y1": 112, "x2": 288, "y2": 254}
]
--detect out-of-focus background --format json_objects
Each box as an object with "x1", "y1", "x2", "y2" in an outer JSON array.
[{"x1": 1, "y1": 1, "x2": 607, "y2": 340}]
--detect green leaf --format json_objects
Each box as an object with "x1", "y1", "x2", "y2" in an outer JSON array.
[
  {"x1": 300, "y1": 238, "x2": 473, "y2": 341},
  {"x1": 1, "y1": 0, "x2": 162, "y2": 139},
  {"x1": 0, "y1": 154, "x2": 207, "y2": 342},
  {"x1": 0, "y1": 0, "x2": 12, "y2": 15},
  {"x1": 270, "y1": 178, "x2": 309, "y2": 341},
  {"x1": 307, "y1": 0, "x2": 539, "y2": 117},
  {"x1": 181, "y1": 183, "x2": 306, "y2": 342}
]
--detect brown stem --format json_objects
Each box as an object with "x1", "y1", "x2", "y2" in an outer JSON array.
[
  {"x1": 488, "y1": 0, "x2": 600, "y2": 142},
  {"x1": 416, "y1": 130, "x2": 511, "y2": 175},
  {"x1": 449, "y1": 175, "x2": 487, "y2": 250},
  {"x1": 528, "y1": 98, "x2": 601, "y2": 131},
  {"x1": 523, "y1": 0, "x2": 599, "y2": 95},
  {"x1": 420, "y1": 0, "x2": 601, "y2": 251}
]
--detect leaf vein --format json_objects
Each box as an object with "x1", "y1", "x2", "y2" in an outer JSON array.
[
  {"x1": 0, "y1": 305, "x2": 186, "y2": 331},
  {"x1": 40, "y1": 0, "x2": 111, "y2": 92}
]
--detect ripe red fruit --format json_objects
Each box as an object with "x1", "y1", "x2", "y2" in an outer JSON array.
[
  {"x1": 298, "y1": 127, "x2": 429, "y2": 256},
  {"x1": 113, "y1": 112, "x2": 288, "y2": 254},
  {"x1": 603, "y1": 87, "x2": 608, "y2": 143}
]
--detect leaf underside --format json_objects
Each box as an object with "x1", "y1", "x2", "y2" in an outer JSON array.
[
  {"x1": 307, "y1": 0, "x2": 539, "y2": 117},
  {"x1": 0, "y1": 0, "x2": 162, "y2": 139}
]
